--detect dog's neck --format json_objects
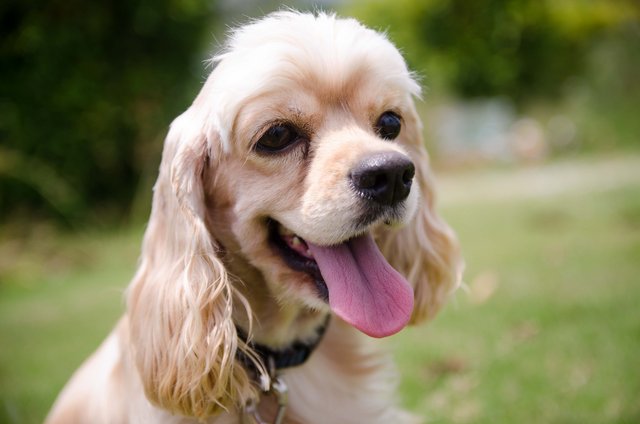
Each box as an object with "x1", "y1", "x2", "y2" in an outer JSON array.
[{"x1": 231, "y1": 290, "x2": 330, "y2": 350}]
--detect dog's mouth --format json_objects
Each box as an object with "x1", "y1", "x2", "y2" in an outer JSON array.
[
  {"x1": 268, "y1": 219, "x2": 414, "y2": 338},
  {"x1": 268, "y1": 219, "x2": 329, "y2": 301}
]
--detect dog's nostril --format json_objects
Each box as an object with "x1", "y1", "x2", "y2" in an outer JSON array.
[
  {"x1": 401, "y1": 164, "x2": 415, "y2": 185},
  {"x1": 357, "y1": 172, "x2": 383, "y2": 190},
  {"x1": 350, "y1": 152, "x2": 414, "y2": 206}
]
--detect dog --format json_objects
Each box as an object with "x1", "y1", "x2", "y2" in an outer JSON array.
[{"x1": 46, "y1": 11, "x2": 462, "y2": 424}]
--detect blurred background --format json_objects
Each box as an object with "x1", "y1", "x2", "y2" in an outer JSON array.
[{"x1": 1, "y1": 0, "x2": 638, "y2": 423}]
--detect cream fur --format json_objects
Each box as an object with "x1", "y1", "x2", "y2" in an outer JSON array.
[{"x1": 46, "y1": 11, "x2": 462, "y2": 424}]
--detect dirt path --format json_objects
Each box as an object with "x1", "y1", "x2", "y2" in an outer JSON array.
[{"x1": 436, "y1": 154, "x2": 640, "y2": 206}]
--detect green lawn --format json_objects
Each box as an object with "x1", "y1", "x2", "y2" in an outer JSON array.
[{"x1": 1, "y1": 155, "x2": 639, "y2": 423}]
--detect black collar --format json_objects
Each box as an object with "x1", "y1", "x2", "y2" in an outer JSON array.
[{"x1": 236, "y1": 317, "x2": 330, "y2": 377}]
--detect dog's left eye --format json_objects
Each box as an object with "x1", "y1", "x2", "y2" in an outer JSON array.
[
  {"x1": 375, "y1": 112, "x2": 402, "y2": 140},
  {"x1": 256, "y1": 124, "x2": 302, "y2": 153}
]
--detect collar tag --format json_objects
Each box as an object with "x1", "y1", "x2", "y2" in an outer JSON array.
[
  {"x1": 242, "y1": 376, "x2": 288, "y2": 424},
  {"x1": 237, "y1": 316, "x2": 330, "y2": 423}
]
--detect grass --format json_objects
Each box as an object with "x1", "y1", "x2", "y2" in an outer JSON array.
[
  {"x1": 1, "y1": 154, "x2": 639, "y2": 423},
  {"x1": 0, "y1": 228, "x2": 142, "y2": 424},
  {"x1": 392, "y1": 154, "x2": 640, "y2": 423}
]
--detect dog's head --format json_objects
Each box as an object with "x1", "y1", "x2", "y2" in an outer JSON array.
[{"x1": 127, "y1": 11, "x2": 462, "y2": 418}]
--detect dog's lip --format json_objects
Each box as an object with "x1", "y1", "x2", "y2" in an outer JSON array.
[{"x1": 267, "y1": 219, "x2": 328, "y2": 301}]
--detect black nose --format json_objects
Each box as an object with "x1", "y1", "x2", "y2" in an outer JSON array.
[{"x1": 350, "y1": 152, "x2": 415, "y2": 206}]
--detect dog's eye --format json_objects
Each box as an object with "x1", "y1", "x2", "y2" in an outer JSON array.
[
  {"x1": 375, "y1": 112, "x2": 402, "y2": 140},
  {"x1": 256, "y1": 124, "x2": 301, "y2": 153}
]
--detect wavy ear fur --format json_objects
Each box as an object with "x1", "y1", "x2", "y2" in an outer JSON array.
[
  {"x1": 126, "y1": 109, "x2": 257, "y2": 418},
  {"x1": 381, "y1": 104, "x2": 463, "y2": 324}
]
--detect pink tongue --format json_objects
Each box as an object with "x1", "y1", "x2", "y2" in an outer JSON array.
[{"x1": 307, "y1": 233, "x2": 414, "y2": 338}]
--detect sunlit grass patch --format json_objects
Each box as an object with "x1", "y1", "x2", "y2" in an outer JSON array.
[
  {"x1": 392, "y1": 155, "x2": 640, "y2": 423},
  {"x1": 0, "y1": 228, "x2": 142, "y2": 424}
]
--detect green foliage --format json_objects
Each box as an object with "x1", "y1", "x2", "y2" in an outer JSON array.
[
  {"x1": 1, "y1": 1, "x2": 638, "y2": 223},
  {"x1": 0, "y1": 0, "x2": 218, "y2": 223},
  {"x1": 345, "y1": 0, "x2": 638, "y2": 103},
  {"x1": 568, "y1": 29, "x2": 640, "y2": 151}
]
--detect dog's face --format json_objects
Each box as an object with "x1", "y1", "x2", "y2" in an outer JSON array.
[
  {"x1": 128, "y1": 12, "x2": 461, "y2": 417},
  {"x1": 196, "y1": 13, "x2": 425, "y2": 340}
]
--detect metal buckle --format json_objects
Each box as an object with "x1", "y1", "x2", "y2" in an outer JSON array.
[{"x1": 242, "y1": 375, "x2": 289, "y2": 424}]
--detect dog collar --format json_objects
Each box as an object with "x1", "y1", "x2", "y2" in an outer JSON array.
[{"x1": 235, "y1": 316, "x2": 330, "y2": 377}]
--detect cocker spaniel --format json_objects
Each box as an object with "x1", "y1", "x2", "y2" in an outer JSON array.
[{"x1": 46, "y1": 11, "x2": 462, "y2": 424}]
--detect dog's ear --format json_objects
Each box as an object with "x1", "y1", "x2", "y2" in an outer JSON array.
[
  {"x1": 126, "y1": 109, "x2": 257, "y2": 418},
  {"x1": 380, "y1": 104, "x2": 463, "y2": 324}
]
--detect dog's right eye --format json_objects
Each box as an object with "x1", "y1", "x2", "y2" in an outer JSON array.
[
  {"x1": 375, "y1": 111, "x2": 402, "y2": 140},
  {"x1": 256, "y1": 124, "x2": 301, "y2": 153}
]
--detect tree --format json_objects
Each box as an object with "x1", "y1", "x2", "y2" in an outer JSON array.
[
  {"x1": 0, "y1": 0, "x2": 218, "y2": 224},
  {"x1": 345, "y1": 0, "x2": 638, "y2": 104}
]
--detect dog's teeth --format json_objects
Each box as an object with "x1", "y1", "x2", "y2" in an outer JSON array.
[
  {"x1": 292, "y1": 236, "x2": 302, "y2": 246},
  {"x1": 306, "y1": 249, "x2": 313, "y2": 258}
]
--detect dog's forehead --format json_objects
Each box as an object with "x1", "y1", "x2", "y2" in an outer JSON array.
[
  {"x1": 199, "y1": 12, "x2": 420, "y2": 151},
  {"x1": 222, "y1": 12, "x2": 417, "y2": 93}
]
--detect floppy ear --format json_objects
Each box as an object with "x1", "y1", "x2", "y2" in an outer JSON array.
[
  {"x1": 381, "y1": 104, "x2": 463, "y2": 324},
  {"x1": 126, "y1": 109, "x2": 257, "y2": 418}
]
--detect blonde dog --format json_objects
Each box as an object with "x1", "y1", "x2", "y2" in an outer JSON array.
[{"x1": 46, "y1": 11, "x2": 461, "y2": 424}]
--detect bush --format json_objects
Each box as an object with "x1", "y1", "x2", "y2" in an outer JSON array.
[
  {"x1": 0, "y1": 0, "x2": 218, "y2": 224},
  {"x1": 345, "y1": 0, "x2": 638, "y2": 104}
]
